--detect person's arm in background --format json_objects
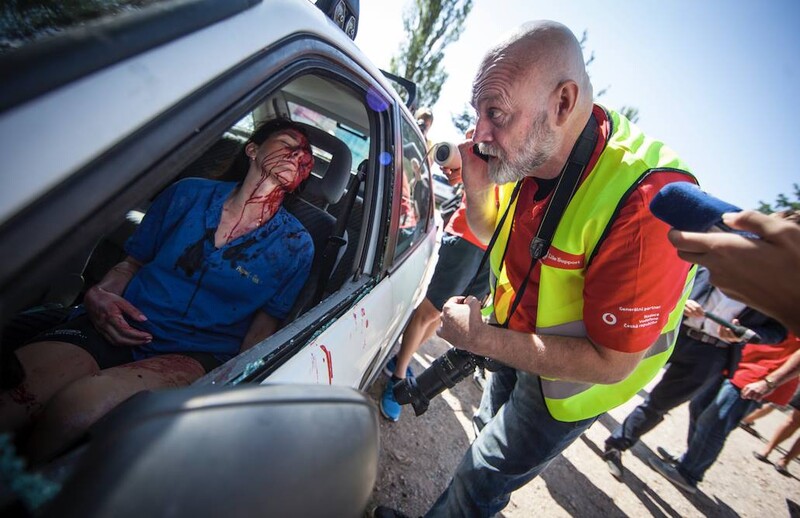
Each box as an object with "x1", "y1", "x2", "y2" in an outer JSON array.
[
  {"x1": 668, "y1": 211, "x2": 800, "y2": 334},
  {"x1": 741, "y1": 347, "x2": 800, "y2": 402},
  {"x1": 683, "y1": 299, "x2": 705, "y2": 318}
]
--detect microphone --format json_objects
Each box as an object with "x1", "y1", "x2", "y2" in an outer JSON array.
[
  {"x1": 433, "y1": 142, "x2": 463, "y2": 185},
  {"x1": 433, "y1": 142, "x2": 461, "y2": 170},
  {"x1": 649, "y1": 183, "x2": 758, "y2": 238},
  {"x1": 703, "y1": 311, "x2": 761, "y2": 343}
]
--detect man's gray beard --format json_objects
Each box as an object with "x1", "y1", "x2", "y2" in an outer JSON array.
[{"x1": 487, "y1": 113, "x2": 556, "y2": 184}]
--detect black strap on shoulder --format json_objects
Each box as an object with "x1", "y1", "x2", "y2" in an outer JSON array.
[
  {"x1": 500, "y1": 115, "x2": 598, "y2": 326},
  {"x1": 530, "y1": 115, "x2": 599, "y2": 260}
]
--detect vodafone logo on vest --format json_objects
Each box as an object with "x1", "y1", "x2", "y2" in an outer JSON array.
[{"x1": 602, "y1": 312, "x2": 618, "y2": 325}]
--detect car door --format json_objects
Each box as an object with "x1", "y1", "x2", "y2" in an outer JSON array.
[{"x1": 0, "y1": 0, "x2": 436, "y2": 400}]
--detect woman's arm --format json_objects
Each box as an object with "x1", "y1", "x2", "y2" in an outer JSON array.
[
  {"x1": 84, "y1": 256, "x2": 152, "y2": 346},
  {"x1": 241, "y1": 311, "x2": 280, "y2": 351}
]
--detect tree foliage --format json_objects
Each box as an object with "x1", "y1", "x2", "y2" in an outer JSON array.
[
  {"x1": 390, "y1": 0, "x2": 473, "y2": 109},
  {"x1": 757, "y1": 183, "x2": 800, "y2": 214},
  {"x1": 451, "y1": 105, "x2": 475, "y2": 135}
]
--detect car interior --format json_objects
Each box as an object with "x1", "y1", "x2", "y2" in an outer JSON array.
[{"x1": 0, "y1": 71, "x2": 379, "y2": 387}]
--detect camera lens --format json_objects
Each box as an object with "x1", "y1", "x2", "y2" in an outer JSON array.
[
  {"x1": 393, "y1": 348, "x2": 479, "y2": 416},
  {"x1": 435, "y1": 144, "x2": 450, "y2": 163}
]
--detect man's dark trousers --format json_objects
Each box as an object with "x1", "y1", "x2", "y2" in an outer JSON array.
[{"x1": 605, "y1": 326, "x2": 731, "y2": 451}]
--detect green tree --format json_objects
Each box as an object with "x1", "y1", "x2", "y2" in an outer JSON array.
[
  {"x1": 390, "y1": 0, "x2": 473, "y2": 109},
  {"x1": 758, "y1": 183, "x2": 800, "y2": 214},
  {"x1": 450, "y1": 105, "x2": 475, "y2": 136}
]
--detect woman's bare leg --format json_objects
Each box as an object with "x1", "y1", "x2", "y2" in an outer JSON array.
[
  {"x1": 759, "y1": 408, "x2": 800, "y2": 458},
  {"x1": 777, "y1": 433, "x2": 800, "y2": 471},
  {"x1": 0, "y1": 341, "x2": 99, "y2": 432},
  {"x1": 742, "y1": 404, "x2": 774, "y2": 426},
  {"x1": 25, "y1": 354, "x2": 205, "y2": 464},
  {"x1": 394, "y1": 298, "x2": 441, "y2": 378}
]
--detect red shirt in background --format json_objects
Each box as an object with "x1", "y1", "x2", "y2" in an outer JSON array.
[
  {"x1": 445, "y1": 193, "x2": 490, "y2": 250},
  {"x1": 732, "y1": 333, "x2": 800, "y2": 405}
]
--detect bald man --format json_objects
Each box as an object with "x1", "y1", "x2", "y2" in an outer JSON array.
[{"x1": 387, "y1": 21, "x2": 699, "y2": 516}]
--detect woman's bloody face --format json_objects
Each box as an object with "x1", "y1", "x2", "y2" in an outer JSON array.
[{"x1": 253, "y1": 129, "x2": 314, "y2": 192}]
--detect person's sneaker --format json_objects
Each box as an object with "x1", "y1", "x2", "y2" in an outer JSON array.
[
  {"x1": 380, "y1": 380, "x2": 402, "y2": 422},
  {"x1": 383, "y1": 355, "x2": 415, "y2": 380},
  {"x1": 649, "y1": 457, "x2": 697, "y2": 494},
  {"x1": 602, "y1": 447, "x2": 624, "y2": 480},
  {"x1": 656, "y1": 446, "x2": 679, "y2": 465}
]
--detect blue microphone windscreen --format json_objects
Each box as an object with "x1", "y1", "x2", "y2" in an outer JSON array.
[{"x1": 649, "y1": 183, "x2": 743, "y2": 232}]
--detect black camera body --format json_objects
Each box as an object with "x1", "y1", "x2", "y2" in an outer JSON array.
[{"x1": 393, "y1": 348, "x2": 502, "y2": 416}]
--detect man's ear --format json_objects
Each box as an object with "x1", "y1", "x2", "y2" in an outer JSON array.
[
  {"x1": 552, "y1": 80, "x2": 579, "y2": 127},
  {"x1": 245, "y1": 142, "x2": 258, "y2": 159}
]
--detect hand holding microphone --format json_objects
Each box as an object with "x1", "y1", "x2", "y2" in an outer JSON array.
[
  {"x1": 650, "y1": 182, "x2": 800, "y2": 335},
  {"x1": 433, "y1": 142, "x2": 463, "y2": 185},
  {"x1": 703, "y1": 311, "x2": 761, "y2": 343}
]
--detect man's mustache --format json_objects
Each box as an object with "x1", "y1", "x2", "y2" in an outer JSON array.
[{"x1": 477, "y1": 142, "x2": 503, "y2": 159}]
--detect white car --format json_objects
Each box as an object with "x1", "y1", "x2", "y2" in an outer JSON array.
[{"x1": 0, "y1": 0, "x2": 436, "y2": 513}]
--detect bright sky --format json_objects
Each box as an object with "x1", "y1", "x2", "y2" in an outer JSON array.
[{"x1": 357, "y1": 0, "x2": 799, "y2": 210}]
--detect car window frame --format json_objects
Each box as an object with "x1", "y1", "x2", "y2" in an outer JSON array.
[
  {"x1": 0, "y1": 35, "x2": 396, "y2": 369},
  {"x1": 383, "y1": 108, "x2": 435, "y2": 273}
]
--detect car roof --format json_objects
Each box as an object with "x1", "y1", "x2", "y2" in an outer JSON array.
[{"x1": 0, "y1": 0, "x2": 399, "y2": 229}]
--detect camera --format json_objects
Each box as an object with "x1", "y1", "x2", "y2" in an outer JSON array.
[{"x1": 393, "y1": 348, "x2": 502, "y2": 416}]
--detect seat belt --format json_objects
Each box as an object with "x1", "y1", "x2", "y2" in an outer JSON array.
[{"x1": 313, "y1": 160, "x2": 367, "y2": 302}]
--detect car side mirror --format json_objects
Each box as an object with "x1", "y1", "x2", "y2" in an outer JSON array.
[{"x1": 43, "y1": 384, "x2": 378, "y2": 517}]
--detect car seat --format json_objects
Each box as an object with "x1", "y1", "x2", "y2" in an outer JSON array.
[{"x1": 280, "y1": 122, "x2": 352, "y2": 321}]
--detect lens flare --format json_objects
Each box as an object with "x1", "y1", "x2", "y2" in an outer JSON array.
[{"x1": 366, "y1": 88, "x2": 389, "y2": 112}]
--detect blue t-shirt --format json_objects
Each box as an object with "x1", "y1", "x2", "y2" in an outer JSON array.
[{"x1": 123, "y1": 178, "x2": 313, "y2": 361}]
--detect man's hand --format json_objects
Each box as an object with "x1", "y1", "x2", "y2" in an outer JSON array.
[
  {"x1": 84, "y1": 285, "x2": 152, "y2": 346},
  {"x1": 458, "y1": 141, "x2": 492, "y2": 196},
  {"x1": 740, "y1": 379, "x2": 773, "y2": 402},
  {"x1": 668, "y1": 211, "x2": 800, "y2": 334},
  {"x1": 438, "y1": 295, "x2": 486, "y2": 354},
  {"x1": 683, "y1": 299, "x2": 705, "y2": 318},
  {"x1": 718, "y1": 318, "x2": 744, "y2": 343}
]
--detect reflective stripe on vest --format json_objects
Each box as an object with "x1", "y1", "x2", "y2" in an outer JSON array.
[{"x1": 490, "y1": 106, "x2": 698, "y2": 422}]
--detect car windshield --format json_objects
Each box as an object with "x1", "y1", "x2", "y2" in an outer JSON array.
[{"x1": 0, "y1": 0, "x2": 169, "y2": 54}]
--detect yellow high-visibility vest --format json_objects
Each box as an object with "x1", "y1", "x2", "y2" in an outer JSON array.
[{"x1": 490, "y1": 106, "x2": 697, "y2": 422}]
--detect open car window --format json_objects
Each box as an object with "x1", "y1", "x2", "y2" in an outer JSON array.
[{"x1": 1, "y1": 67, "x2": 385, "y2": 386}]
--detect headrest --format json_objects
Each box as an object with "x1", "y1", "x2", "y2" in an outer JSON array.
[{"x1": 294, "y1": 122, "x2": 352, "y2": 205}]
